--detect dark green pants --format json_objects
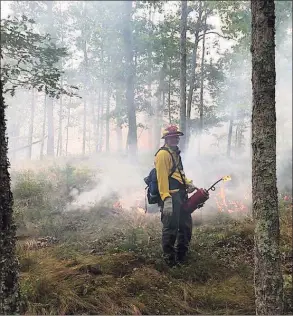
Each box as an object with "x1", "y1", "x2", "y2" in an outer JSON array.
[{"x1": 161, "y1": 189, "x2": 192, "y2": 264}]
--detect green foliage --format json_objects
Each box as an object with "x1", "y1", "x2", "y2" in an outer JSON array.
[
  {"x1": 16, "y1": 207, "x2": 292, "y2": 314},
  {"x1": 12, "y1": 164, "x2": 93, "y2": 235},
  {"x1": 12, "y1": 163, "x2": 292, "y2": 314},
  {"x1": 0, "y1": 15, "x2": 79, "y2": 98}
]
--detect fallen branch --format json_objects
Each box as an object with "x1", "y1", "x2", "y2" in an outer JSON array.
[
  {"x1": 9, "y1": 136, "x2": 47, "y2": 153},
  {"x1": 198, "y1": 31, "x2": 234, "y2": 41}
]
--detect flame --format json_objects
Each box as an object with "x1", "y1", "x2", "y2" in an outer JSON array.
[
  {"x1": 222, "y1": 175, "x2": 232, "y2": 182},
  {"x1": 113, "y1": 195, "x2": 146, "y2": 213},
  {"x1": 136, "y1": 207, "x2": 146, "y2": 213},
  {"x1": 214, "y1": 183, "x2": 249, "y2": 214},
  {"x1": 113, "y1": 201, "x2": 123, "y2": 210}
]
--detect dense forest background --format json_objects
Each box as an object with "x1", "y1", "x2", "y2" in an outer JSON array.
[
  {"x1": 0, "y1": 1, "x2": 292, "y2": 314},
  {"x1": 2, "y1": 1, "x2": 291, "y2": 161}
]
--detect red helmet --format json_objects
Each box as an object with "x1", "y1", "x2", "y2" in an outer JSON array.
[{"x1": 161, "y1": 125, "x2": 184, "y2": 139}]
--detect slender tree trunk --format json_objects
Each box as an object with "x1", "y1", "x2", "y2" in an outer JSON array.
[
  {"x1": 88, "y1": 120, "x2": 91, "y2": 154},
  {"x1": 234, "y1": 124, "x2": 238, "y2": 156},
  {"x1": 57, "y1": 4, "x2": 64, "y2": 157},
  {"x1": 97, "y1": 46, "x2": 105, "y2": 153},
  {"x1": 179, "y1": 0, "x2": 187, "y2": 152},
  {"x1": 115, "y1": 87, "x2": 123, "y2": 152},
  {"x1": 96, "y1": 88, "x2": 101, "y2": 152},
  {"x1": 65, "y1": 104, "x2": 70, "y2": 156},
  {"x1": 99, "y1": 84, "x2": 104, "y2": 152},
  {"x1": 57, "y1": 95, "x2": 63, "y2": 157},
  {"x1": 89, "y1": 94, "x2": 96, "y2": 154},
  {"x1": 227, "y1": 115, "x2": 234, "y2": 157},
  {"x1": 154, "y1": 61, "x2": 166, "y2": 149},
  {"x1": 0, "y1": 80, "x2": 20, "y2": 314},
  {"x1": 82, "y1": 99, "x2": 87, "y2": 155},
  {"x1": 82, "y1": 3, "x2": 88, "y2": 156},
  {"x1": 251, "y1": 0, "x2": 284, "y2": 314},
  {"x1": 168, "y1": 60, "x2": 172, "y2": 124},
  {"x1": 105, "y1": 86, "x2": 110, "y2": 152},
  {"x1": 237, "y1": 124, "x2": 244, "y2": 153},
  {"x1": 28, "y1": 89, "x2": 35, "y2": 159},
  {"x1": 148, "y1": 5, "x2": 154, "y2": 151},
  {"x1": 249, "y1": 120, "x2": 252, "y2": 160},
  {"x1": 124, "y1": 0, "x2": 137, "y2": 155},
  {"x1": 40, "y1": 94, "x2": 47, "y2": 159},
  {"x1": 46, "y1": 99, "x2": 54, "y2": 156},
  {"x1": 46, "y1": 1, "x2": 55, "y2": 157},
  {"x1": 162, "y1": 89, "x2": 165, "y2": 120},
  {"x1": 198, "y1": 16, "x2": 207, "y2": 156},
  {"x1": 154, "y1": 92, "x2": 162, "y2": 150},
  {"x1": 186, "y1": 36, "x2": 199, "y2": 118},
  {"x1": 186, "y1": 3, "x2": 203, "y2": 144}
]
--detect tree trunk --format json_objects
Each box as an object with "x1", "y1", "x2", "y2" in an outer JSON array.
[
  {"x1": 40, "y1": 94, "x2": 47, "y2": 159},
  {"x1": 65, "y1": 103, "x2": 70, "y2": 156},
  {"x1": 57, "y1": 5, "x2": 64, "y2": 157},
  {"x1": 115, "y1": 87, "x2": 123, "y2": 152},
  {"x1": 82, "y1": 99, "x2": 87, "y2": 155},
  {"x1": 0, "y1": 80, "x2": 20, "y2": 314},
  {"x1": 105, "y1": 86, "x2": 110, "y2": 152},
  {"x1": 124, "y1": 0, "x2": 137, "y2": 155},
  {"x1": 46, "y1": 98, "x2": 54, "y2": 156},
  {"x1": 46, "y1": 1, "x2": 55, "y2": 157},
  {"x1": 186, "y1": 3, "x2": 203, "y2": 143},
  {"x1": 179, "y1": 0, "x2": 187, "y2": 152},
  {"x1": 27, "y1": 89, "x2": 35, "y2": 159},
  {"x1": 234, "y1": 124, "x2": 238, "y2": 156},
  {"x1": 148, "y1": 5, "x2": 154, "y2": 150},
  {"x1": 97, "y1": 46, "x2": 105, "y2": 153},
  {"x1": 154, "y1": 61, "x2": 166, "y2": 149},
  {"x1": 154, "y1": 92, "x2": 162, "y2": 150},
  {"x1": 186, "y1": 36, "x2": 199, "y2": 146},
  {"x1": 227, "y1": 115, "x2": 234, "y2": 157},
  {"x1": 57, "y1": 95, "x2": 63, "y2": 156},
  {"x1": 82, "y1": 4, "x2": 88, "y2": 156},
  {"x1": 251, "y1": 0, "x2": 284, "y2": 314},
  {"x1": 168, "y1": 60, "x2": 172, "y2": 124},
  {"x1": 96, "y1": 88, "x2": 101, "y2": 152},
  {"x1": 99, "y1": 84, "x2": 104, "y2": 152},
  {"x1": 198, "y1": 16, "x2": 207, "y2": 156}
]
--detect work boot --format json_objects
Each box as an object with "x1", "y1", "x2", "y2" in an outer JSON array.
[
  {"x1": 176, "y1": 252, "x2": 189, "y2": 265},
  {"x1": 163, "y1": 254, "x2": 176, "y2": 267}
]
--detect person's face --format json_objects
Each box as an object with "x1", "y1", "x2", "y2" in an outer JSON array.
[{"x1": 165, "y1": 135, "x2": 180, "y2": 147}]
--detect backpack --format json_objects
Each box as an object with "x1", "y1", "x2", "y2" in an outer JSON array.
[{"x1": 144, "y1": 147, "x2": 179, "y2": 206}]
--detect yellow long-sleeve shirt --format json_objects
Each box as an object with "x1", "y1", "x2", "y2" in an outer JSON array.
[{"x1": 154, "y1": 146, "x2": 192, "y2": 201}]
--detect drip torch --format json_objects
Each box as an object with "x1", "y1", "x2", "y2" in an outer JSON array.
[{"x1": 183, "y1": 175, "x2": 232, "y2": 214}]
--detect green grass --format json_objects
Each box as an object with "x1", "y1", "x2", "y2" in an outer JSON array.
[{"x1": 13, "y1": 164, "x2": 292, "y2": 315}]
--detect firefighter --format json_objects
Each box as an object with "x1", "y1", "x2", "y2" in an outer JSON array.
[{"x1": 155, "y1": 125, "x2": 196, "y2": 266}]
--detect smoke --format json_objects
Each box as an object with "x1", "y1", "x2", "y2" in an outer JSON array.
[
  {"x1": 6, "y1": 2, "x2": 292, "y2": 214},
  {"x1": 65, "y1": 154, "x2": 148, "y2": 211},
  {"x1": 183, "y1": 18, "x2": 292, "y2": 204},
  {"x1": 25, "y1": 21, "x2": 292, "y2": 214}
]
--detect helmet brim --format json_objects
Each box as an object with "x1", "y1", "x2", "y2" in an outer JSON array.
[{"x1": 162, "y1": 131, "x2": 184, "y2": 139}]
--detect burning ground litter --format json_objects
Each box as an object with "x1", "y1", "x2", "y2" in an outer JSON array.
[{"x1": 11, "y1": 162, "x2": 292, "y2": 314}]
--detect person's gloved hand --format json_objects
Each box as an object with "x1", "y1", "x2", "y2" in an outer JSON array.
[
  {"x1": 186, "y1": 182, "x2": 197, "y2": 194},
  {"x1": 163, "y1": 197, "x2": 173, "y2": 216}
]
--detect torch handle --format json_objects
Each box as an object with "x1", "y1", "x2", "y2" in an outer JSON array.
[{"x1": 207, "y1": 178, "x2": 223, "y2": 192}]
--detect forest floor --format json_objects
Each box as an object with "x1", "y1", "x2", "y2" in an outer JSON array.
[{"x1": 12, "y1": 162, "x2": 292, "y2": 315}]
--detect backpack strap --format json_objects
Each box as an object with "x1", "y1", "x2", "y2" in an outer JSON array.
[
  {"x1": 166, "y1": 148, "x2": 187, "y2": 189},
  {"x1": 177, "y1": 155, "x2": 187, "y2": 189},
  {"x1": 155, "y1": 147, "x2": 178, "y2": 178}
]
